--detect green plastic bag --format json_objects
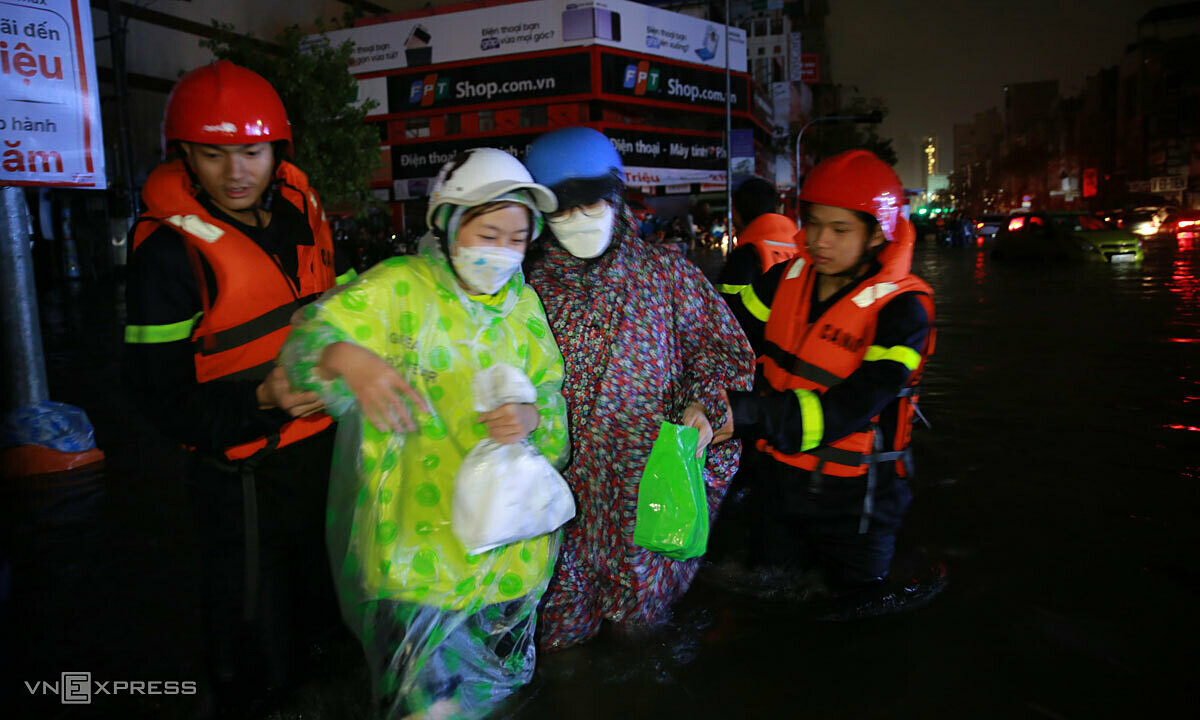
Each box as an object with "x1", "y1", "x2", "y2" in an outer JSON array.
[{"x1": 633, "y1": 422, "x2": 709, "y2": 560}]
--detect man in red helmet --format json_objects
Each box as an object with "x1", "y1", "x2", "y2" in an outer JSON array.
[
  {"x1": 122, "y1": 61, "x2": 355, "y2": 712},
  {"x1": 720, "y1": 150, "x2": 936, "y2": 603}
]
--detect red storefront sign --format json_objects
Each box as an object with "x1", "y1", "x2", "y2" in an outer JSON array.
[
  {"x1": 1082, "y1": 168, "x2": 1097, "y2": 198},
  {"x1": 800, "y1": 53, "x2": 820, "y2": 84}
]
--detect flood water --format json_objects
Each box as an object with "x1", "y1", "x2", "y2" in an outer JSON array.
[{"x1": 5, "y1": 235, "x2": 1198, "y2": 719}]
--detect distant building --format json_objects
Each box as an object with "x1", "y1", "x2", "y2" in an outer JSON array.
[{"x1": 947, "y1": 2, "x2": 1200, "y2": 213}]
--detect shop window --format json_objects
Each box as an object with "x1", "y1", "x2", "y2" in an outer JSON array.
[
  {"x1": 771, "y1": 17, "x2": 783, "y2": 35},
  {"x1": 520, "y1": 105, "x2": 547, "y2": 128},
  {"x1": 548, "y1": 103, "x2": 581, "y2": 126},
  {"x1": 388, "y1": 120, "x2": 405, "y2": 143},
  {"x1": 754, "y1": 58, "x2": 771, "y2": 87},
  {"x1": 496, "y1": 109, "x2": 520, "y2": 130},
  {"x1": 444, "y1": 114, "x2": 461, "y2": 136},
  {"x1": 404, "y1": 117, "x2": 430, "y2": 139},
  {"x1": 478, "y1": 110, "x2": 495, "y2": 132}
]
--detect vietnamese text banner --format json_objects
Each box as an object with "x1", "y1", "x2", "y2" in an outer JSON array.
[
  {"x1": 390, "y1": 126, "x2": 726, "y2": 190},
  {"x1": 392, "y1": 133, "x2": 542, "y2": 180},
  {"x1": 0, "y1": 0, "x2": 105, "y2": 187},
  {"x1": 313, "y1": 0, "x2": 746, "y2": 78},
  {"x1": 598, "y1": 51, "x2": 749, "y2": 112},
  {"x1": 385, "y1": 51, "x2": 591, "y2": 112},
  {"x1": 605, "y1": 128, "x2": 726, "y2": 170},
  {"x1": 623, "y1": 166, "x2": 726, "y2": 187}
]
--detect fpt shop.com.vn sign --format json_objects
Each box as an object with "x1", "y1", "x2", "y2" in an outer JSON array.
[{"x1": 0, "y1": 0, "x2": 105, "y2": 188}]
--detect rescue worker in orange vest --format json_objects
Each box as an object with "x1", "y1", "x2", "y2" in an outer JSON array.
[
  {"x1": 722, "y1": 151, "x2": 935, "y2": 598},
  {"x1": 708, "y1": 177, "x2": 801, "y2": 562},
  {"x1": 715, "y1": 176, "x2": 801, "y2": 298},
  {"x1": 122, "y1": 61, "x2": 355, "y2": 713}
]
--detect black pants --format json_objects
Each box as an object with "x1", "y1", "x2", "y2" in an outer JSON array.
[
  {"x1": 185, "y1": 430, "x2": 339, "y2": 693},
  {"x1": 750, "y1": 457, "x2": 913, "y2": 588}
]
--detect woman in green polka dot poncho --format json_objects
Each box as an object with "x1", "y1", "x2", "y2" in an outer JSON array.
[{"x1": 281, "y1": 149, "x2": 566, "y2": 719}]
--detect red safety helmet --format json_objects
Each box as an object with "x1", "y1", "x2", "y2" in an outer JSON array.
[
  {"x1": 162, "y1": 60, "x2": 292, "y2": 156},
  {"x1": 799, "y1": 150, "x2": 903, "y2": 242}
]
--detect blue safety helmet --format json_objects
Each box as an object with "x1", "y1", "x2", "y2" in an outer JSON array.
[{"x1": 524, "y1": 127, "x2": 625, "y2": 208}]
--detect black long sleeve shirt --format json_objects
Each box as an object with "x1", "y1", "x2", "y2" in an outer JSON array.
[{"x1": 714, "y1": 244, "x2": 762, "y2": 296}]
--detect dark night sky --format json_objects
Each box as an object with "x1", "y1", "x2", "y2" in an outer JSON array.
[{"x1": 829, "y1": 0, "x2": 1166, "y2": 187}]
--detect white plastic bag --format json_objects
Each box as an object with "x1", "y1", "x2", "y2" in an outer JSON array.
[{"x1": 451, "y1": 364, "x2": 575, "y2": 554}]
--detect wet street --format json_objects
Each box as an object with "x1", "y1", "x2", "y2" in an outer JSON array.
[{"x1": 5, "y1": 235, "x2": 1199, "y2": 719}]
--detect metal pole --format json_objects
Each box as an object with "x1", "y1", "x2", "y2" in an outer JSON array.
[
  {"x1": 724, "y1": 0, "x2": 732, "y2": 255},
  {"x1": 794, "y1": 112, "x2": 885, "y2": 206},
  {"x1": 794, "y1": 117, "x2": 819, "y2": 206},
  {"x1": 107, "y1": 0, "x2": 140, "y2": 223},
  {"x1": 1, "y1": 186, "x2": 50, "y2": 411}
]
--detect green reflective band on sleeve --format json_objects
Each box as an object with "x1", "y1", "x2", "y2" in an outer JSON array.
[
  {"x1": 864, "y1": 344, "x2": 922, "y2": 372},
  {"x1": 124, "y1": 311, "x2": 203, "y2": 344},
  {"x1": 792, "y1": 388, "x2": 824, "y2": 452},
  {"x1": 740, "y1": 285, "x2": 770, "y2": 323},
  {"x1": 716, "y1": 283, "x2": 749, "y2": 295},
  {"x1": 335, "y1": 268, "x2": 358, "y2": 286}
]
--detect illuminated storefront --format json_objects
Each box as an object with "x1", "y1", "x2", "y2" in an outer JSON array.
[{"x1": 317, "y1": 0, "x2": 766, "y2": 231}]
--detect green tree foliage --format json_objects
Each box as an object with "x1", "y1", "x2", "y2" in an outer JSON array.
[
  {"x1": 803, "y1": 91, "x2": 898, "y2": 166},
  {"x1": 201, "y1": 22, "x2": 380, "y2": 214}
]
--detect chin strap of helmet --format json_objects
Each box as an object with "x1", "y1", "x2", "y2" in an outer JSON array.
[{"x1": 248, "y1": 150, "x2": 286, "y2": 229}]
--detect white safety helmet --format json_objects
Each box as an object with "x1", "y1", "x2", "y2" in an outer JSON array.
[{"x1": 425, "y1": 148, "x2": 558, "y2": 238}]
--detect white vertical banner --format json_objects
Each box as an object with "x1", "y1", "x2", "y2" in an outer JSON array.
[
  {"x1": 0, "y1": 0, "x2": 105, "y2": 188},
  {"x1": 788, "y1": 31, "x2": 803, "y2": 82}
]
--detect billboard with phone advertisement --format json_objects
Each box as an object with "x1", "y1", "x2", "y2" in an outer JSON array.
[{"x1": 311, "y1": 0, "x2": 746, "y2": 80}]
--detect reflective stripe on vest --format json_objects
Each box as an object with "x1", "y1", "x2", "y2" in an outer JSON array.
[
  {"x1": 793, "y1": 388, "x2": 823, "y2": 452},
  {"x1": 125, "y1": 311, "x2": 203, "y2": 344},
  {"x1": 863, "y1": 344, "x2": 922, "y2": 372},
  {"x1": 737, "y1": 214, "x2": 802, "y2": 272},
  {"x1": 740, "y1": 284, "x2": 771, "y2": 322}
]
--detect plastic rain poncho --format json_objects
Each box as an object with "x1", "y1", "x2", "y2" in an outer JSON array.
[
  {"x1": 281, "y1": 244, "x2": 568, "y2": 719},
  {"x1": 526, "y1": 200, "x2": 756, "y2": 651}
]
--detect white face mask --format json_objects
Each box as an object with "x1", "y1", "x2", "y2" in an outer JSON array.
[
  {"x1": 549, "y1": 205, "x2": 615, "y2": 259},
  {"x1": 450, "y1": 246, "x2": 525, "y2": 295}
]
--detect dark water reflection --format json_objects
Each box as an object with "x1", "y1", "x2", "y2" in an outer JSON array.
[{"x1": 5, "y1": 236, "x2": 1198, "y2": 718}]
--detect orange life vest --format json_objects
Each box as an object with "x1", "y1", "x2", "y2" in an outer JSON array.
[
  {"x1": 757, "y1": 219, "x2": 935, "y2": 479},
  {"x1": 132, "y1": 159, "x2": 336, "y2": 462},
  {"x1": 736, "y1": 213, "x2": 801, "y2": 272}
]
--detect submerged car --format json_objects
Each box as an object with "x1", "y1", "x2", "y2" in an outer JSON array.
[
  {"x1": 992, "y1": 211, "x2": 1143, "y2": 263},
  {"x1": 1157, "y1": 209, "x2": 1200, "y2": 240},
  {"x1": 1124, "y1": 208, "x2": 1164, "y2": 237},
  {"x1": 973, "y1": 214, "x2": 1009, "y2": 243}
]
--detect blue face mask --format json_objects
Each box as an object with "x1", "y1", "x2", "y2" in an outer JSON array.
[{"x1": 450, "y1": 245, "x2": 525, "y2": 295}]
